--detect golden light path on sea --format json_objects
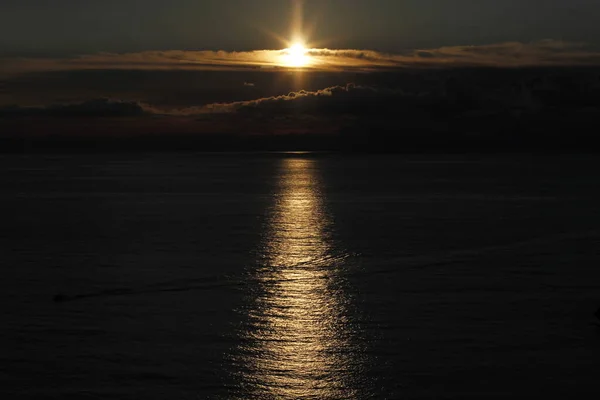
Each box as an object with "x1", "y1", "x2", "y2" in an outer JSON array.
[{"x1": 231, "y1": 158, "x2": 365, "y2": 399}]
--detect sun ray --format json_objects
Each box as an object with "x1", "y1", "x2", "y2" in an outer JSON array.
[{"x1": 291, "y1": 0, "x2": 305, "y2": 44}]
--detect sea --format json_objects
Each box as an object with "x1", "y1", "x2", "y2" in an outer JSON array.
[{"x1": 1, "y1": 152, "x2": 600, "y2": 399}]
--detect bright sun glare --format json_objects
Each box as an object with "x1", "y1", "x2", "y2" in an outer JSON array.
[{"x1": 282, "y1": 42, "x2": 311, "y2": 68}]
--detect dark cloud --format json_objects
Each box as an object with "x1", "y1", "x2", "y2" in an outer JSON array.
[
  {"x1": 0, "y1": 98, "x2": 148, "y2": 118},
  {"x1": 4, "y1": 66, "x2": 600, "y2": 121},
  {"x1": 416, "y1": 51, "x2": 435, "y2": 59},
  {"x1": 158, "y1": 66, "x2": 600, "y2": 118},
  {"x1": 2, "y1": 67, "x2": 600, "y2": 153}
]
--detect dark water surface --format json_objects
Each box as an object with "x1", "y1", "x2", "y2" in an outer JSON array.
[{"x1": 2, "y1": 153, "x2": 600, "y2": 399}]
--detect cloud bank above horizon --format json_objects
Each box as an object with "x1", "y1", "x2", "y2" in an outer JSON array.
[{"x1": 3, "y1": 40, "x2": 600, "y2": 76}]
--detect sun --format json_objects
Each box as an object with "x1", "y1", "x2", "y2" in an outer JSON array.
[{"x1": 282, "y1": 42, "x2": 311, "y2": 68}]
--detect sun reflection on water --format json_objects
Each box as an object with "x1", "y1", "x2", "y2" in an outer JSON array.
[{"x1": 232, "y1": 158, "x2": 364, "y2": 399}]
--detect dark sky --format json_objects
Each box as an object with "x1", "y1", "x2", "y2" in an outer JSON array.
[{"x1": 1, "y1": 0, "x2": 599, "y2": 55}]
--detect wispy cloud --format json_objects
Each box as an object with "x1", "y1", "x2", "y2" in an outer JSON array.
[
  {"x1": 306, "y1": 40, "x2": 600, "y2": 69},
  {"x1": 0, "y1": 50, "x2": 277, "y2": 76},
  {"x1": 2, "y1": 40, "x2": 600, "y2": 76}
]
